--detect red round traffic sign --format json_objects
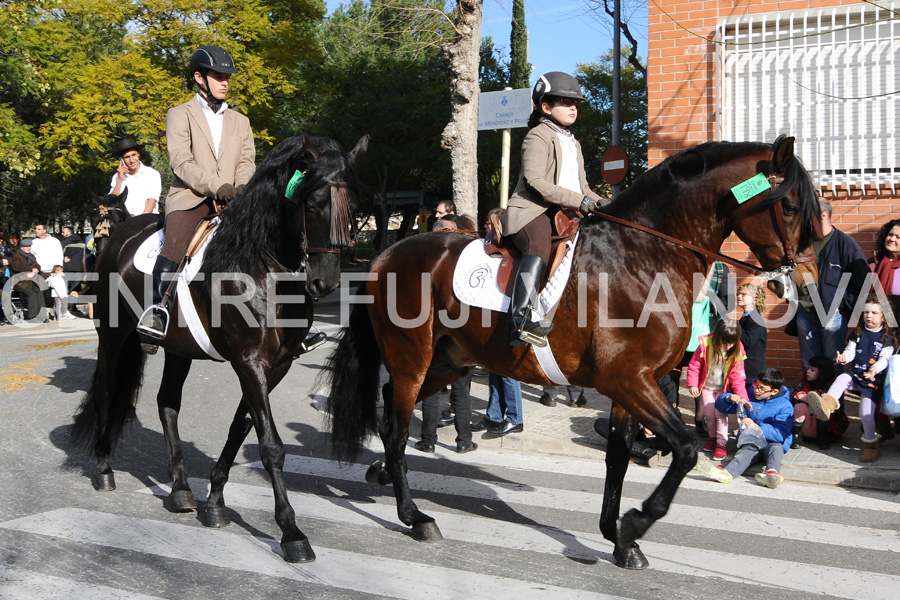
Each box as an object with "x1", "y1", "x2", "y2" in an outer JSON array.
[{"x1": 601, "y1": 146, "x2": 629, "y2": 185}]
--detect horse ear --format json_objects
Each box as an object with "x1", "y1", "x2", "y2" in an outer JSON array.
[
  {"x1": 302, "y1": 131, "x2": 322, "y2": 162},
  {"x1": 771, "y1": 135, "x2": 795, "y2": 174},
  {"x1": 114, "y1": 187, "x2": 128, "y2": 205},
  {"x1": 89, "y1": 190, "x2": 104, "y2": 207},
  {"x1": 350, "y1": 135, "x2": 369, "y2": 164}
]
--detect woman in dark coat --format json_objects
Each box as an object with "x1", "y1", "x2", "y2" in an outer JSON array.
[{"x1": 9, "y1": 238, "x2": 46, "y2": 321}]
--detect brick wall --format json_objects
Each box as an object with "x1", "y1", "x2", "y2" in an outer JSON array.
[{"x1": 648, "y1": 0, "x2": 900, "y2": 381}]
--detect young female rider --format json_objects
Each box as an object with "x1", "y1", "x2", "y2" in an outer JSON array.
[{"x1": 500, "y1": 72, "x2": 606, "y2": 347}]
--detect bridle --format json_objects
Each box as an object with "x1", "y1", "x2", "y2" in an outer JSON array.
[
  {"x1": 590, "y1": 164, "x2": 812, "y2": 277},
  {"x1": 295, "y1": 179, "x2": 357, "y2": 261},
  {"x1": 94, "y1": 205, "x2": 112, "y2": 239}
]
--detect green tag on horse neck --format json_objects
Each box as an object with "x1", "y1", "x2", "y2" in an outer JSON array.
[
  {"x1": 731, "y1": 172, "x2": 771, "y2": 204},
  {"x1": 285, "y1": 170, "x2": 305, "y2": 202}
]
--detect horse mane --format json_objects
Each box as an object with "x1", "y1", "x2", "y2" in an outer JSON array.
[
  {"x1": 594, "y1": 140, "x2": 820, "y2": 245},
  {"x1": 200, "y1": 134, "x2": 361, "y2": 285}
]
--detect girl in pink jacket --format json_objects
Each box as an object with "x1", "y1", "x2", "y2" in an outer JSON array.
[{"x1": 687, "y1": 319, "x2": 749, "y2": 461}]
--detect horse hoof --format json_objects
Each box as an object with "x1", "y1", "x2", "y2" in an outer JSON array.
[
  {"x1": 365, "y1": 460, "x2": 392, "y2": 486},
  {"x1": 411, "y1": 520, "x2": 443, "y2": 542},
  {"x1": 281, "y1": 539, "x2": 316, "y2": 563},
  {"x1": 92, "y1": 472, "x2": 116, "y2": 491},
  {"x1": 613, "y1": 544, "x2": 649, "y2": 570},
  {"x1": 200, "y1": 505, "x2": 231, "y2": 528},
  {"x1": 167, "y1": 490, "x2": 197, "y2": 513}
]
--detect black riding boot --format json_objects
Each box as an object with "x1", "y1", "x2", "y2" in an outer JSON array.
[
  {"x1": 137, "y1": 255, "x2": 179, "y2": 340},
  {"x1": 507, "y1": 254, "x2": 553, "y2": 347}
]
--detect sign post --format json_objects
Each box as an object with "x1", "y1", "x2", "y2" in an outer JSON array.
[{"x1": 478, "y1": 87, "x2": 531, "y2": 208}]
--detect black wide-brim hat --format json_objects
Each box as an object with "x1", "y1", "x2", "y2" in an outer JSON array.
[{"x1": 114, "y1": 137, "x2": 142, "y2": 156}]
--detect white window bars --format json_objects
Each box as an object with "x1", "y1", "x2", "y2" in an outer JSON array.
[{"x1": 717, "y1": 2, "x2": 899, "y2": 193}]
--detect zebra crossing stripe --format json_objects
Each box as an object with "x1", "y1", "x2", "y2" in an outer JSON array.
[
  {"x1": 0, "y1": 567, "x2": 164, "y2": 600},
  {"x1": 243, "y1": 455, "x2": 900, "y2": 552},
  {"x1": 0, "y1": 508, "x2": 625, "y2": 600},
  {"x1": 345, "y1": 443, "x2": 900, "y2": 512},
  {"x1": 138, "y1": 477, "x2": 900, "y2": 600}
]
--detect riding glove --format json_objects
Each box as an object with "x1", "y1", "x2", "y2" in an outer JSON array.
[
  {"x1": 216, "y1": 183, "x2": 237, "y2": 202},
  {"x1": 579, "y1": 196, "x2": 604, "y2": 214}
]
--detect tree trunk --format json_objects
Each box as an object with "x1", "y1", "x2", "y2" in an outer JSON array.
[{"x1": 441, "y1": 0, "x2": 482, "y2": 222}]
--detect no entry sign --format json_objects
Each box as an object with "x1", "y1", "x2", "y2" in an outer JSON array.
[{"x1": 601, "y1": 146, "x2": 629, "y2": 185}]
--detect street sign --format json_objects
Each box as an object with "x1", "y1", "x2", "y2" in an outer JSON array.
[
  {"x1": 601, "y1": 146, "x2": 629, "y2": 185},
  {"x1": 478, "y1": 88, "x2": 531, "y2": 131}
]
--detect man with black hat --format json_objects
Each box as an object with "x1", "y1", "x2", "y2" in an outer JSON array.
[
  {"x1": 138, "y1": 44, "x2": 255, "y2": 340},
  {"x1": 110, "y1": 137, "x2": 161, "y2": 216}
]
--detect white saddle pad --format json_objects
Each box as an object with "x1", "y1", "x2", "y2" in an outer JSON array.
[
  {"x1": 452, "y1": 232, "x2": 579, "y2": 317},
  {"x1": 452, "y1": 233, "x2": 580, "y2": 386},
  {"x1": 134, "y1": 221, "x2": 218, "y2": 283},
  {"x1": 132, "y1": 223, "x2": 224, "y2": 362}
]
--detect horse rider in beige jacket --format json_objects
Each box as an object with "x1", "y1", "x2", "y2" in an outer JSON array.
[
  {"x1": 138, "y1": 45, "x2": 255, "y2": 340},
  {"x1": 500, "y1": 71, "x2": 607, "y2": 347}
]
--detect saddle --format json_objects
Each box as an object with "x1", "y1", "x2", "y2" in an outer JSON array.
[{"x1": 484, "y1": 210, "x2": 582, "y2": 295}]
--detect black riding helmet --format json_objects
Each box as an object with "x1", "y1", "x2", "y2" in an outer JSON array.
[
  {"x1": 188, "y1": 46, "x2": 238, "y2": 110},
  {"x1": 188, "y1": 45, "x2": 238, "y2": 78},
  {"x1": 532, "y1": 71, "x2": 584, "y2": 107}
]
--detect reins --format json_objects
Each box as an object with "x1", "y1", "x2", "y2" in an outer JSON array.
[{"x1": 589, "y1": 171, "x2": 812, "y2": 276}]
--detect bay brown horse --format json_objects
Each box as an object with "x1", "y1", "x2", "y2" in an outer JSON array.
[
  {"x1": 324, "y1": 136, "x2": 820, "y2": 569},
  {"x1": 72, "y1": 132, "x2": 368, "y2": 563}
]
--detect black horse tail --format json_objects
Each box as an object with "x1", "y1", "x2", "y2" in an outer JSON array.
[
  {"x1": 71, "y1": 332, "x2": 146, "y2": 452},
  {"x1": 323, "y1": 294, "x2": 380, "y2": 462}
]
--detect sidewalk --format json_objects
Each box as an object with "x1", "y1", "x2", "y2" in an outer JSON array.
[{"x1": 411, "y1": 370, "x2": 900, "y2": 493}]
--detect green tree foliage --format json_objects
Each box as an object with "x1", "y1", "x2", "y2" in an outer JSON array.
[
  {"x1": 310, "y1": 0, "x2": 453, "y2": 246},
  {"x1": 0, "y1": 0, "x2": 323, "y2": 231},
  {"x1": 508, "y1": 0, "x2": 529, "y2": 89},
  {"x1": 574, "y1": 47, "x2": 647, "y2": 191}
]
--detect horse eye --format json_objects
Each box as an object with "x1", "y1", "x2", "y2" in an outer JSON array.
[{"x1": 782, "y1": 202, "x2": 799, "y2": 216}]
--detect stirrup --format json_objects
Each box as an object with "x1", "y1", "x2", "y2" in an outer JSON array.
[
  {"x1": 294, "y1": 331, "x2": 327, "y2": 359},
  {"x1": 136, "y1": 305, "x2": 169, "y2": 340},
  {"x1": 518, "y1": 328, "x2": 550, "y2": 348}
]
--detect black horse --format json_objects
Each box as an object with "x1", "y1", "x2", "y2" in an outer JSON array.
[
  {"x1": 73, "y1": 132, "x2": 368, "y2": 563},
  {"x1": 89, "y1": 189, "x2": 131, "y2": 257}
]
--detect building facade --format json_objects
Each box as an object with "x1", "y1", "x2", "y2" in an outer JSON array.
[{"x1": 648, "y1": 0, "x2": 900, "y2": 378}]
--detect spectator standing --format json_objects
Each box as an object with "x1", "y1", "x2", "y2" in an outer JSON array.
[
  {"x1": 737, "y1": 282, "x2": 768, "y2": 398},
  {"x1": 686, "y1": 319, "x2": 749, "y2": 461},
  {"x1": 794, "y1": 200, "x2": 868, "y2": 373},
  {"x1": 46, "y1": 265, "x2": 75, "y2": 321},
  {"x1": 416, "y1": 371, "x2": 477, "y2": 454},
  {"x1": 61, "y1": 226, "x2": 87, "y2": 292},
  {"x1": 30, "y1": 224, "x2": 64, "y2": 277},
  {"x1": 109, "y1": 137, "x2": 162, "y2": 216},
  {"x1": 540, "y1": 385, "x2": 586, "y2": 407},
  {"x1": 8, "y1": 238, "x2": 46, "y2": 322},
  {"x1": 472, "y1": 373, "x2": 524, "y2": 436}
]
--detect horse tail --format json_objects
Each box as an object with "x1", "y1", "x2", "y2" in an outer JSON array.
[
  {"x1": 71, "y1": 331, "x2": 146, "y2": 452},
  {"x1": 323, "y1": 291, "x2": 380, "y2": 462}
]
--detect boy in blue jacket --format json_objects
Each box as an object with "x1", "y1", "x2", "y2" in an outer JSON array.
[{"x1": 697, "y1": 368, "x2": 794, "y2": 489}]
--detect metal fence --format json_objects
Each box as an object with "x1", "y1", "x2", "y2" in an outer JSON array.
[{"x1": 717, "y1": 1, "x2": 899, "y2": 193}]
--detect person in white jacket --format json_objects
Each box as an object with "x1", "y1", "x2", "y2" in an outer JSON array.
[{"x1": 46, "y1": 265, "x2": 75, "y2": 321}]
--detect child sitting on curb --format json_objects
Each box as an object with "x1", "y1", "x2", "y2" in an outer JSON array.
[{"x1": 696, "y1": 368, "x2": 794, "y2": 489}]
